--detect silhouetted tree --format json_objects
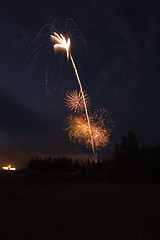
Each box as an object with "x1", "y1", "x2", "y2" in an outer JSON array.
[
  {"x1": 141, "y1": 144, "x2": 160, "y2": 182},
  {"x1": 73, "y1": 159, "x2": 81, "y2": 171},
  {"x1": 86, "y1": 159, "x2": 91, "y2": 171},
  {"x1": 53, "y1": 156, "x2": 73, "y2": 172},
  {"x1": 91, "y1": 160, "x2": 97, "y2": 171},
  {"x1": 115, "y1": 131, "x2": 141, "y2": 182},
  {"x1": 28, "y1": 156, "x2": 42, "y2": 172}
]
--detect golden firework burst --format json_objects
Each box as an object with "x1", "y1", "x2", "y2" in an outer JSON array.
[{"x1": 64, "y1": 109, "x2": 113, "y2": 150}]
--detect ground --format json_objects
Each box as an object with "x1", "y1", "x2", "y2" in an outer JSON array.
[{"x1": 0, "y1": 174, "x2": 160, "y2": 240}]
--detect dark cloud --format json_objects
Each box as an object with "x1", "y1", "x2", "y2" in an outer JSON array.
[{"x1": 0, "y1": 89, "x2": 47, "y2": 136}]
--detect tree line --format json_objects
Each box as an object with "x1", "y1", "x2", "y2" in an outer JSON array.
[
  {"x1": 28, "y1": 131, "x2": 160, "y2": 182},
  {"x1": 28, "y1": 155, "x2": 103, "y2": 174},
  {"x1": 112, "y1": 131, "x2": 160, "y2": 183}
]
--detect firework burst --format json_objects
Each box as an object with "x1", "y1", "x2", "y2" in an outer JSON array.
[
  {"x1": 64, "y1": 109, "x2": 113, "y2": 151},
  {"x1": 28, "y1": 19, "x2": 86, "y2": 97},
  {"x1": 65, "y1": 90, "x2": 89, "y2": 113}
]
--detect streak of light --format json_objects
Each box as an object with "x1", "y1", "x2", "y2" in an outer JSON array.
[{"x1": 51, "y1": 32, "x2": 96, "y2": 156}]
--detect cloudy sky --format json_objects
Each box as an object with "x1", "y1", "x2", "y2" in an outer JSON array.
[{"x1": 0, "y1": 0, "x2": 160, "y2": 168}]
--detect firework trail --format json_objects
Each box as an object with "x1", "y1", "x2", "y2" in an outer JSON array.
[{"x1": 50, "y1": 32, "x2": 96, "y2": 156}]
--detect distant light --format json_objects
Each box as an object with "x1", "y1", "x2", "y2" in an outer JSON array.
[
  {"x1": 2, "y1": 167, "x2": 8, "y2": 170},
  {"x1": 10, "y1": 168, "x2": 16, "y2": 171},
  {"x1": 2, "y1": 165, "x2": 16, "y2": 171}
]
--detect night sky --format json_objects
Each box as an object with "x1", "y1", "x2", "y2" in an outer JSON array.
[{"x1": 0, "y1": 0, "x2": 160, "y2": 168}]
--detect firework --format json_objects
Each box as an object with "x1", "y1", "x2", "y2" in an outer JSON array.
[
  {"x1": 65, "y1": 90, "x2": 89, "y2": 113},
  {"x1": 31, "y1": 20, "x2": 114, "y2": 157},
  {"x1": 50, "y1": 31, "x2": 96, "y2": 156},
  {"x1": 64, "y1": 109, "x2": 113, "y2": 150}
]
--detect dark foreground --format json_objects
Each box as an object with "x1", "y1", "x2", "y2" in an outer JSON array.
[{"x1": 0, "y1": 175, "x2": 160, "y2": 240}]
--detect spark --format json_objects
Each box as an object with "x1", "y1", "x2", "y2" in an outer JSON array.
[
  {"x1": 65, "y1": 90, "x2": 89, "y2": 113},
  {"x1": 50, "y1": 32, "x2": 96, "y2": 156}
]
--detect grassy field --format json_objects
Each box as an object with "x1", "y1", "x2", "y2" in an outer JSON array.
[{"x1": 0, "y1": 174, "x2": 160, "y2": 240}]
